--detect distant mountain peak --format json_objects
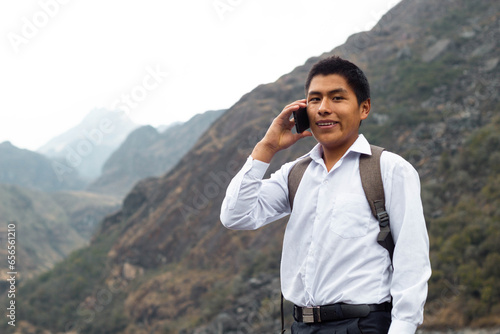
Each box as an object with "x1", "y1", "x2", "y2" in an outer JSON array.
[
  {"x1": 0, "y1": 141, "x2": 13, "y2": 147},
  {"x1": 36, "y1": 108, "x2": 140, "y2": 181}
]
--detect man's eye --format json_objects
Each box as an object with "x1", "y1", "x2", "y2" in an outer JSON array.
[{"x1": 332, "y1": 96, "x2": 344, "y2": 101}]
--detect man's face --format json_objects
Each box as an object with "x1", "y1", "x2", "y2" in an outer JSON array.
[{"x1": 306, "y1": 74, "x2": 370, "y2": 154}]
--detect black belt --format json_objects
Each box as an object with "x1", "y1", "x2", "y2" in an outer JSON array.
[{"x1": 294, "y1": 302, "x2": 392, "y2": 323}]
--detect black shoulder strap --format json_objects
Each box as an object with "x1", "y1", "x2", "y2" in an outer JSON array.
[
  {"x1": 288, "y1": 156, "x2": 312, "y2": 211},
  {"x1": 359, "y1": 145, "x2": 395, "y2": 261}
]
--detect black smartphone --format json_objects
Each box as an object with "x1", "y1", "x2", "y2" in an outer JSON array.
[{"x1": 293, "y1": 107, "x2": 310, "y2": 133}]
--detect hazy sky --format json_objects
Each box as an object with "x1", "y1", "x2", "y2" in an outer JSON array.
[{"x1": 1, "y1": 0, "x2": 401, "y2": 151}]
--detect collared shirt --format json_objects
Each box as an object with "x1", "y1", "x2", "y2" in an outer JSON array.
[{"x1": 220, "y1": 134, "x2": 431, "y2": 334}]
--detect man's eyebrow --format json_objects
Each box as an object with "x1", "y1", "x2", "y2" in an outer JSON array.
[{"x1": 308, "y1": 88, "x2": 349, "y2": 95}]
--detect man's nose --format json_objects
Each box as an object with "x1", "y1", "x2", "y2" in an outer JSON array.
[{"x1": 318, "y1": 98, "x2": 332, "y2": 115}]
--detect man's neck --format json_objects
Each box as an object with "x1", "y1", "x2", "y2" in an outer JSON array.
[
  {"x1": 322, "y1": 148, "x2": 346, "y2": 172},
  {"x1": 320, "y1": 137, "x2": 359, "y2": 172}
]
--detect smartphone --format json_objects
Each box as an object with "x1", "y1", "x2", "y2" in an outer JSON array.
[{"x1": 293, "y1": 107, "x2": 310, "y2": 133}]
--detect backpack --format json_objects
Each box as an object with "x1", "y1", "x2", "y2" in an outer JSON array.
[{"x1": 287, "y1": 145, "x2": 395, "y2": 260}]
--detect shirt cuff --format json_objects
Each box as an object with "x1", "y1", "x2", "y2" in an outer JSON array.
[
  {"x1": 388, "y1": 319, "x2": 417, "y2": 334},
  {"x1": 246, "y1": 156, "x2": 269, "y2": 179}
]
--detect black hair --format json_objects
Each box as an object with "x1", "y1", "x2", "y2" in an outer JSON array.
[{"x1": 305, "y1": 56, "x2": 370, "y2": 105}]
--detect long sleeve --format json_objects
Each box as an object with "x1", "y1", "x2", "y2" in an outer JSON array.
[
  {"x1": 383, "y1": 153, "x2": 432, "y2": 333},
  {"x1": 220, "y1": 156, "x2": 292, "y2": 230}
]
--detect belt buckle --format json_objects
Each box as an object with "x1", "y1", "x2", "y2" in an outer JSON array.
[{"x1": 302, "y1": 306, "x2": 320, "y2": 323}]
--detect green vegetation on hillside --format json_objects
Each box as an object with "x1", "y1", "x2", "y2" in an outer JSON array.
[{"x1": 424, "y1": 116, "x2": 500, "y2": 326}]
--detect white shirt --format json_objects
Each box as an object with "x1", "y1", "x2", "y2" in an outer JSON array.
[{"x1": 220, "y1": 134, "x2": 431, "y2": 334}]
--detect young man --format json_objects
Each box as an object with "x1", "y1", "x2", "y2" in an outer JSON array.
[{"x1": 220, "y1": 56, "x2": 431, "y2": 334}]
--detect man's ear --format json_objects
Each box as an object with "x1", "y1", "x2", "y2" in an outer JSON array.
[{"x1": 360, "y1": 98, "x2": 371, "y2": 120}]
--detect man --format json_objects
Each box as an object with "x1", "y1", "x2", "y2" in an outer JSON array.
[{"x1": 220, "y1": 56, "x2": 431, "y2": 333}]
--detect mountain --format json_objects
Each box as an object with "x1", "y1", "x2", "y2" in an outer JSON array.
[
  {"x1": 0, "y1": 141, "x2": 85, "y2": 191},
  {"x1": 156, "y1": 122, "x2": 182, "y2": 133},
  {"x1": 0, "y1": 184, "x2": 120, "y2": 284},
  {"x1": 6, "y1": 0, "x2": 499, "y2": 333},
  {"x1": 87, "y1": 109, "x2": 226, "y2": 198},
  {"x1": 37, "y1": 108, "x2": 139, "y2": 181}
]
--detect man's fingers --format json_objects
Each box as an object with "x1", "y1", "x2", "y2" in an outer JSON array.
[
  {"x1": 300, "y1": 131, "x2": 313, "y2": 139},
  {"x1": 279, "y1": 99, "x2": 307, "y2": 119},
  {"x1": 294, "y1": 130, "x2": 312, "y2": 140}
]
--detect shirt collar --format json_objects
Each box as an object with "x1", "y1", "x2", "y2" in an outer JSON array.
[
  {"x1": 350, "y1": 134, "x2": 372, "y2": 156},
  {"x1": 309, "y1": 134, "x2": 372, "y2": 163}
]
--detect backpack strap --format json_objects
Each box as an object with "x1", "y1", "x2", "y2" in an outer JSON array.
[
  {"x1": 288, "y1": 156, "x2": 312, "y2": 211},
  {"x1": 359, "y1": 145, "x2": 395, "y2": 261}
]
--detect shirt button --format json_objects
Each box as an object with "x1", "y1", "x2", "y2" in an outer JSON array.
[{"x1": 323, "y1": 180, "x2": 329, "y2": 185}]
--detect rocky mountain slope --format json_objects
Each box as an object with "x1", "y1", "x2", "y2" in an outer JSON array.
[
  {"x1": 87, "y1": 109, "x2": 225, "y2": 198},
  {"x1": 0, "y1": 184, "x2": 120, "y2": 284},
  {"x1": 5, "y1": 0, "x2": 499, "y2": 333}
]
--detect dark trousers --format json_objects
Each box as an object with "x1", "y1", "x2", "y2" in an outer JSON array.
[{"x1": 291, "y1": 310, "x2": 391, "y2": 334}]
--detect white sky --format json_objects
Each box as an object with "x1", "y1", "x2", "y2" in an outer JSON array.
[{"x1": 1, "y1": 0, "x2": 401, "y2": 151}]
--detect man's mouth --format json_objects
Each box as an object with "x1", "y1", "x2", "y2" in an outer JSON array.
[{"x1": 316, "y1": 121, "x2": 339, "y2": 128}]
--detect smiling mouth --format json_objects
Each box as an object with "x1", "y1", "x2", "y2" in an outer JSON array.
[{"x1": 316, "y1": 121, "x2": 338, "y2": 127}]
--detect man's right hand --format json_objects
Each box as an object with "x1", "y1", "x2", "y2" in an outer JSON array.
[{"x1": 251, "y1": 99, "x2": 312, "y2": 163}]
